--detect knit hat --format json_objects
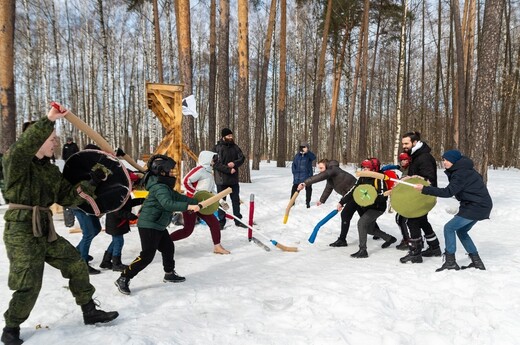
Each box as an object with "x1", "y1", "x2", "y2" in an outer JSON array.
[
  {"x1": 221, "y1": 128, "x2": 233, "y2": 137},
  {"x1": 442, "y1": 150, "x2": 462, "y2": 164},
  {"x1": 398, "y1": 152, "x2": 411, "y2": 161}
]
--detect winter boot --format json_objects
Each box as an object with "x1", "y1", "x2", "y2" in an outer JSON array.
[
  {"x1": 396, "y1": 239, "x2": 408, "y2": 251},
  {"x1": 1, "y1": 327, "x2": 23, "y2": 345},
  {"x1": 115, "y1": 276, "x2": 131, "y2": 295},
  {"x1": 111, "y1": 256, "x2": 127, "y2": 272},
  {"x1": 422, "y1": 246, "x2": 442, "y2": 257},
  {"x1": 350, "y1": 249, "x2": 369, "y2": 258},
  {"x1": 99, "y1": 251, "x2": 113, "y2": 270},
  {"x1": 163, "y1": 270, "x2": 186, "y2": 283},
  {"x1": 400, "y1": 238, "x2": 423, "y2": 264},
  {"x1": 381, "y1": 236, "x2": 397, "y2": 249},
  {"x1": 461, "y1": 253, "x2": 486, "y2": 270},
  {"x1": 436, "y1": 253, "x2": 460, "y2": 272},
  {"x1": 87, "y1": 263, "x2": 101, "y2": 275},
  {"x1": 81, "y1": 300, "x2": 119, "y2": 325},
  {"x1": 329, "y1": 238, "x2": 348, "y2": 247},
  {"x1": 372, "y1": 236, "x2": 381, "y2": 240}
]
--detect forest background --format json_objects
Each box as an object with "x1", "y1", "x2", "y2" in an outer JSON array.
[{"x1": 0, "y1": 0, "x2": 515, "y2": 182}]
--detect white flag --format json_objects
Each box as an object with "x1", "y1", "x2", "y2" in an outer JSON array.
[{"x1": 182, "y1": 95, "x2": 198, "y2": 118}]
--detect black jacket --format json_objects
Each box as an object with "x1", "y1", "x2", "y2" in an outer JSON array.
[
  {"x1": 62, "y1": 142, "x2": 79, "y2": 161},
  {"x1": 422, "y1": 157, "x2": 492, "y2": 220},
  {"x1": 339, "y1": 175, "x2": 388, "y2": 212},
  {"x1": 105, "y1": 197, "x2": 145, "y2": 236},
  {"x1": 408, "y1": 142, "x2": 437, "y2": 187},
  {"x1": 304, "y1": 160, "x2": 356, "y2": 204},
  {"x1": 212, "y1": 140, "x2": 245, "y2": 185}
]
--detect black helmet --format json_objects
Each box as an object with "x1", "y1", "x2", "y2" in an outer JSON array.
[{"x1": 147, "y1": 154, "x2": 176, "y2": 176}]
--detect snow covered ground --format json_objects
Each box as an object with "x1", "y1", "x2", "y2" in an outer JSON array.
[{"x1": 1, "y1": 160, "x2": 520, "y2": 345}]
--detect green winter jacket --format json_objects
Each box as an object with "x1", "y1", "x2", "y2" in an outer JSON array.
[
  {"x1": 137, "y1": 175, "x2": 198, "y2": 231},
  {"x1": 3, "y1": 117, "x2": 96, "y2": 224}
]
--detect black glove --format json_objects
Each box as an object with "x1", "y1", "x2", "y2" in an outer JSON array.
[
  {"x1": 89, "y1": 168, "x2": 107, "y2": 186},
  {"x1": 116, "y1": 148, "x2": 126, "y2": 157}
]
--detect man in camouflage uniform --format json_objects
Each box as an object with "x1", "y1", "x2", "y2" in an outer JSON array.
[{"x1": 1, "y1": 103, "x2": 118, "y2": 345}]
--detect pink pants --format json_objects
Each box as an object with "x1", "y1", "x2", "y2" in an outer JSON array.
[{"x1": 169, "y1": 211, "x2": 221, "y2": 245}]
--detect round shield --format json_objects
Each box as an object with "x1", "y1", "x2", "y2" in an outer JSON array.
[
  {"x1": 193, "y1": 190, "x2": 219, "y2": 215},
  {"x1": 390, "y1": 177, "x2": 436, "y2": 218},
  {"x1": 353, "y1": 184, "x2": 378, "y2": 207},
  {"x1": 63, "y1": 150, "x2": 131, "y2": 215}
]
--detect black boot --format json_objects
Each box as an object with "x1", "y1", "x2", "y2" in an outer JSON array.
[
  {"x1": 99, "y1": 251, "x2": 113, "y2": 270},
  {"x1": 461, "y1": 253, "x2": 486, "y2": 270},
  {"x1": 1, "y1": 327, "x2": 23, "y2": 345},
  {"x1": 329, "y1": 238, "x2": 348, "y2": 247},
  {"x1": 111, "y1": 256, "x2": 126, "y2": 272},
  {"x1": 350, "y1": 249, "x2": 368, "y2": 258},
  {"x1": 115, "y1": 276, "x2": 131, "y2": 295},
  {"x1": 422, "y1": 246, "x2": 442, "y2": 257},
  {"x1": 81, "y1": 300, "x2": 119, "y2": 325},
  {"x1": 396, "y1": 239, "x2": 408, "y2": 251},
  {"x1": 381, "y1": 236, "x2": 397, "y2": 249},
  {"x1": 163, "y1": 270, "x2": 186, "y2": 283},
  {"x1": 436, "y1": 253, "x2": 460, "y2": 272},
  {"x1": 400, "y1": 238, "x2": 423, "y2": 264}
]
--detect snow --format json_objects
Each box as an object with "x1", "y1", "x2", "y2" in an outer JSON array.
[{"x1": 1, "y1": 161, "x2": 520, "y2": 345}]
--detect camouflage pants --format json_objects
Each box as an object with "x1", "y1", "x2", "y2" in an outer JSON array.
[{"x1": 3, "y1": 221, "x2": 95, "y2": 328}]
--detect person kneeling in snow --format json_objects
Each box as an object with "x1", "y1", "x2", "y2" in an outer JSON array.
[{"x1": 414, "y1": 150, "x2": 493, "y2": 272}]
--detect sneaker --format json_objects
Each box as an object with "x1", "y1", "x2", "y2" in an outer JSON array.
[
  {"x1": 1, "y1": 327, "x2": 23, "y2": 345},
  {"x1": 350, "y1": 249, "x2": 368, "y2": 258},
  {"x1": 115, "y1": 276, "x2": 131, "y2": 295},
  {"x1": 87, "y1": 264, "x2": 101, "y2": 275},
  {"x1": 422, "y1": 246, "x2": 442, "y2": 257},
  {"x1": 381, "y1": 236, "x2": 397, "y2": 249},
  {"x1": 164, "y1": 271, "x2": 186, "y2": 283},
  {"x1": 329, "y1": 239, "x2": 348, "y2": 247}
]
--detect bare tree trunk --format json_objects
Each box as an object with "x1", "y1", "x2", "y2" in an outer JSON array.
[
  {"x1": 237, "y1": 0, "x2": 251, "y2": 182},
  {"x1": 207, "y1": 0, "x2": 217, "y2": 146},
  {"x1": 175, "y1": 0, "x2": 196, "y2": 172},
  {"x1": 452, "y1": 0, "x2": 467, "y2": 151},
  {"x1": 97, "y1": 0, "x2": 112, "y2": 143},
  {"x1": 357, "y1": 0, "x2": 370, "y2": 160},
  {"x1": 276, "y1": 0, "x2": 287, "y2": 167},
  {"x1": 393, "y1": 0, "x2": 408, "y2": 162},
  {"x1": 252, "y1": 0, "x2": 277, "y2": 170},
  {"x1": 311, "y1": 0, "x2": 332, "y2": 156},
  {"x1": 217, "y1": 0, "x2": 230, "y2": 128},
  {"x1": 0, "y1": 0, "x2": 16, "y2": 152},
  {"x1": 472, "y1": 0, "x2": 504, "y2": 182},
  {"x1": 152, "y1": 0, "x2": 164, "y2": 83}
]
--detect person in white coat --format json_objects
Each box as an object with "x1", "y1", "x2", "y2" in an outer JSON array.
[{"x1": 169, "y1": 151, "x2": 230, "y2": 254}]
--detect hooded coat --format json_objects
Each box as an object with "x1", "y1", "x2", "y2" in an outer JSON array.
[
  {"x1": 421, "y1": 156, "x2": 493, "y2": 220},
  {"x1": 183, "y1": 151, "x2": 217, "y2": 197},
  {"x1": 303, "y1": 160, "x2": 356, "y2": 204},
  {"x1": 292, "y1": 143, "x2": 316, "y2": 184}
]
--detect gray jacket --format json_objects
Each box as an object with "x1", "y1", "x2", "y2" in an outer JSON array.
[{"x1": 304, "y1": 160, "x2": 356, "y2": 204}]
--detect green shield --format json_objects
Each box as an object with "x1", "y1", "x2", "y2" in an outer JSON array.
[
  {"x1": 390, "y1": 177, "x2": 437, "y2": 218},
  {"x1": 193, "y1": 190, "x2": 219, "y2": 215},
  {"x1": 353, "y1": 184, "x2": 378, "y2": 207}
]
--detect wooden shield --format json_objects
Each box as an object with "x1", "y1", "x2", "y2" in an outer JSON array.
[
  {"x1": 390, "y1": 177, "x2": 436, "y2": 218},
  {"x1": 353, "y1": 184, "x2": 378, "y2": 207},
  {"x1": 63, "y1": 150, "x2": 131, "y2": 215},
  {"x1": 193, "y1": 190, "x2": 219, "y2": 215}
]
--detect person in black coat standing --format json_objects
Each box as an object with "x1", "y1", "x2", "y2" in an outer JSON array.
[
  {"x1": 414, "y1": 150, "x2": 493, "y2": 271},
  {"x1": 291, "y1": 143, "x2": 316, "y2": 208},
  {"x1": 399, "y1": 131, "x2": 442, "y2": 264},
  {"x1": 62, "y1": 137, "x2": 79, "y2": 161},
  {"x1": 213, "y1": 128, "x2": 246, "y2": 229}
]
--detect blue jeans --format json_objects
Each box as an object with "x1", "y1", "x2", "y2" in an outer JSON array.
[
  {"x1": 444, "y1": 215, "x2": 478, "y2": 255},
  {"x1": 107, "y1": 235, "x2": 124, "y2": 257},
  {"x1": 73, "y1": 210, "x2": 101, "y2": 261}
]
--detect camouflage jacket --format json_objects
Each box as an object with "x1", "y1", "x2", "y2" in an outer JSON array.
[{"x1": 3, "y1": 117, "x2": 96, "y2": 223}]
